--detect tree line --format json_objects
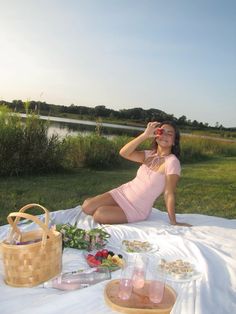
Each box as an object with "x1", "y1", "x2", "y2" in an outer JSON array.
[{"x1": 0, "y1": 99, "x2": 229, "y2": 130}]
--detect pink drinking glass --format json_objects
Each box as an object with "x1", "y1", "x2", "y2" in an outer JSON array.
[
  {"x1": 132, "y1": 267, "x2": 145, "y2": 289},
  {"x1": 118, "y1": 263, "x2": 135, "y2": 300},
  {"x1": 149, "y1": 270, "x2": 166, "y2": 304},
  {"x1": 148, "y1": 258, "x2": 166, "y2": 304},
  {"x1": 132, "y1": 255, "x2": 147, "y2": 289}
]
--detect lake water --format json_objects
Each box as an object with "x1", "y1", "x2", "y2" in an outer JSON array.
[
  {"x1": 19, "y1": 114, "x2": 235, "y2": 142},
  {"x1": 20, "y1": 113, "x2": 144, "y2": 138}
]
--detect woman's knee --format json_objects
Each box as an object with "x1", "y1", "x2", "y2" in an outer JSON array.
[
  {"x1": 93, "y1": 207, "x2": 105, "y2": 224},
  {"x1": 81, "y1": 198, "x2": 92, "y2": 215}
]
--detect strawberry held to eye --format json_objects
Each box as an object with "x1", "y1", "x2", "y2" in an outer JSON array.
[{"x1": 156, "y1": 128, "x2": 163, "y2": 136}]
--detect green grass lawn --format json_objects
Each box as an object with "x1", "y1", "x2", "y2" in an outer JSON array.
[
  {"x1": 0, "y1": 157, "x2": 235, "y2": 225},
  {"x1": 155, "y1": 157, "x2": 236, "y2": 219}
]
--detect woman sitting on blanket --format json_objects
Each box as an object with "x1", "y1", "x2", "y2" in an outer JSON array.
[{"x1": 82, "y1": 121, "x2": 191, "y2": 227}]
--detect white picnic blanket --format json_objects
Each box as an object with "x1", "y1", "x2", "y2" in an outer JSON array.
[{"x1": 0, "y1": 206, "x2": 236, "y2": 314}]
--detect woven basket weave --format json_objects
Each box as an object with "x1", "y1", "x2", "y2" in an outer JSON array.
[{"x1": 1, "y1": 203, "x2": 62, "y2": 287}]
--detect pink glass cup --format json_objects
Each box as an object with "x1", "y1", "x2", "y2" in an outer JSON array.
[
  {"x1": 149, "y1": 273, "x2": 166, "y2": 304},
  {"x1": 132, "y1": 255, "x2": 147, "y2": 289},
  {"x1": 118, "y1": 263, "x2": 135, "y2": 300},
  {"x1": 147, "y1": 258, "x2": 166, "y2": 304},
  {"x1": 132, "y1": 267, "x2": 146, "y2": 289},
  {"x1": 118, "y1": 278, "x2": 133, "y2": 300}
]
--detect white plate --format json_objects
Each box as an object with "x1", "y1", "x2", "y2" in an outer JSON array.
[
  {"x1": 121, "y1": 239, "x2": 159, "y2": 254},
  {"x1": 158, "y1": 258, "x2": 202, "y2": 283}
]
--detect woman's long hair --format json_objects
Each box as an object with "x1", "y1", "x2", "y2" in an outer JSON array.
[{"x1": 152, "y1": 121, "x2": 181, "y2": 159}]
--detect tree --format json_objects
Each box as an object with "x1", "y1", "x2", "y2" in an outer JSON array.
[
  {"x1": 94, "y1": 105, "x2": 111, "y2": 117},
  {"x1": 178, "y1": 115, "x2": 187, "y2": 125}
]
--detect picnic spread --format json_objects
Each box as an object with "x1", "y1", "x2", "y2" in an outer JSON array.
[{"x1": 0, "y1": 204, "x2": 236, "y2": 314}]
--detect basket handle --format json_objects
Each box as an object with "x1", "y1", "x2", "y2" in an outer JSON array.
[
  {"x1": 20, "y1": 203, "x2": 49, "y2": 224},
  {"x1": 7, "y1": 204, "x2": 55, "y2": 246}
]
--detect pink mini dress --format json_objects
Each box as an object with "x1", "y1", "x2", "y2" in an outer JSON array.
[{"x1": 109, "y1": 150, "x2": 181, "y2": 222}]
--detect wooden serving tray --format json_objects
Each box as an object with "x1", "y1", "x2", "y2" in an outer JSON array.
[{"x1": 104, "y1": 279, "x2": 177, "y2": 314}]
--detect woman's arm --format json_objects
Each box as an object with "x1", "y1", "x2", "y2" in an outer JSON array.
[
  {"x1": 119, "y1": 122, "x2": 159, "y2": 163},
  {"x1": 164, "y1": 174, "x2": 192, "y2": 227}
]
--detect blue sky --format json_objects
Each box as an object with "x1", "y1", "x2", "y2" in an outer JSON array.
[{"x1": 0, "y1": 0, "x2": 235, "y2": 127}]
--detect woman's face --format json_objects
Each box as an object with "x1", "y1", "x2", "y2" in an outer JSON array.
[{"x1": 156, "y1": 124, "x2": 175, "y2": 147}]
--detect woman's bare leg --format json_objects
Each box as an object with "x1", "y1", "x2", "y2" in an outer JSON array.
[
  {"x1": 81, "y1": 192, "x2": 128, "y2": 224},
  {"x1": 82, "y1": 192, "x2": 119, "y2": 215},
  {"x1": 93, "y1": 205, "x2": 128, "y2": 224}
]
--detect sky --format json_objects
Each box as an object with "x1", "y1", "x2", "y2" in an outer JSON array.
[{"x1": 0, "y1": 0, "x2": 235, "y2": 127}]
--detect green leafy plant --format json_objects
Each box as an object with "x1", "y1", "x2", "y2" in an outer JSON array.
[
  {"x1": 56, "y1": 224, "x2": 110, "y2": 251},
  {"x1": 0, "y1": 105, "x2": 63, "y2": 176}
]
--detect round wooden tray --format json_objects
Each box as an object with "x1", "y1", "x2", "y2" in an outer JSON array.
[{"x1": 104, "y1": 279, "x2": 177, "y2": 314}]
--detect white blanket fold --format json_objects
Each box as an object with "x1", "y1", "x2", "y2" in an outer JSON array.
[{"x1": 0, "y1": 206, "x2": 236, "y2": 314}]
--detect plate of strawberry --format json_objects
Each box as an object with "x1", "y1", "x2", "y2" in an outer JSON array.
[{"x1": 85, "y1": 249, "x2": 124, "y2": 271}]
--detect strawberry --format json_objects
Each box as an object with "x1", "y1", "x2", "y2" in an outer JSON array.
[
  {"x1": 156, "y1": 128, "x2": 163, "y2": 136},
  {"x1": 101, "y1": 249, "x2": 109, "y2": 258},
  {"x1": 87, "y1": 255, "x2": 101, "y2": 266},
  {"x1": 87, "y1": 255, "x2": 94, "y2": 261},
  {"x1": 95, "y1": 251, "x2": 103, "y2": 258}
]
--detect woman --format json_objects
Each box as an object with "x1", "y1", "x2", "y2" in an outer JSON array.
[{"x1": 82, "y1": 121, "x2": 191, "y2": 227}]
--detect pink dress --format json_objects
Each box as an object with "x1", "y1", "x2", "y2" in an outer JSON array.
[{"x1": 109, "y1": 150, "x2": 181, "y2": 222}]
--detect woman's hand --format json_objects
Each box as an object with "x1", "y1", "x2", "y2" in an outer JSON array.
[
  {"x1": 119, "y1": 121, "x2": 160, "y2": 163},
  {"x1": 171, "y1": 221, "x2": 193, "y2": 227},
  {"x1": 143, "y1": 121, "x2": 160, "y2": 138}
]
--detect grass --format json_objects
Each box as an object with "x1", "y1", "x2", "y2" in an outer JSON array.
[
  {"x1": 155, "y1": 157, "x2": 236, "y2": 219},
  {"x1": 0, "y1": 166, "x2": 136, "y2": 226},
  {"x1": 0, "y1": 157, "x2": 235, "y2": 226}
]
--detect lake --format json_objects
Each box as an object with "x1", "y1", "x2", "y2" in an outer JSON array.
[
  {"x1": 20, "y1": 113, "x2": 145, "y2": 138},
  {"x1": 19, "y1": 114, "x2": 235, "y2": 143}
]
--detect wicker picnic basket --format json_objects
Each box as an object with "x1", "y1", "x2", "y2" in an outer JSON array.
[{"x1": 1, "y1": 203, "x2": 62, "y2": 287}]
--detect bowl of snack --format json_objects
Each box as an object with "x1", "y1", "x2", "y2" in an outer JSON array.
[
  {"x1": 84, "y1": 249, "x2": 125, "y2": 271},
  {"x1": 122, "y1": 239, "x2": 158, "y2": 253},
  {"x1": 158, "y1": 258, "x2": 202, "y2": 282}
]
